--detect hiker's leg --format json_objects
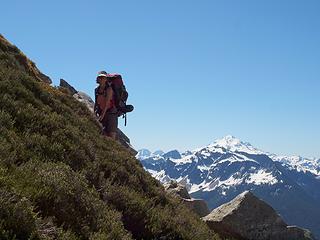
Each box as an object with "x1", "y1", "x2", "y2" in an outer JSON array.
[
  {"x1": 104, "y1": 113, "x2": 118, "y2": 140},
  {"x1": 107, "y1": 132, "x2": 117, "y2": 140}
]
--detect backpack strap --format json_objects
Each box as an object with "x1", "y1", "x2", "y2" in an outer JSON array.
[
  {"x1": 95, "y1": 85, "x2": 111, "y2": 115},
  {"x1": 96, "y1": 85, "x2": 109, "y2": 96}
]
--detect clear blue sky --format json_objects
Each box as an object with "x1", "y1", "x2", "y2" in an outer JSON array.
[{"x1": 1, "y1": 0, "x2": 320, "y2": 157}]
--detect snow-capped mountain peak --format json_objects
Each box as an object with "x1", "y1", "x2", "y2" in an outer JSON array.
[
  {"x1": 136, "y1": 149, "x2": 165, "y2": 160},
  {"x1": 207, "y1": 135, "x2": 265, "y2": 155},
  {"x1": 136, "y1": 149, "x2": 152, "y2": 160}
]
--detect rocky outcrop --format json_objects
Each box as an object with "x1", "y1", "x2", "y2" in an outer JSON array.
[
  {"x1": 73, "y1": 91, "x2": 95, "y2": 113},
  {"x1": 116, "y1": 128, "x2": 137, "y2": 155},
  {"x1": 183, "y1": 198, "x2": 211, "y2": 218},
  {"x1": 60, "y1": 79, "x2": 77, "y2": 95},
  {"x1": 59, "y1": 79, "x2": 137, "y2": 154},
  {"x1": 202, "y1": 191, "x2": 315, "y2": 240},
  {"x1": 59, "y1": 79, "x2": 95, "y2": 113},
  {"x1": 164, "y1": 181, "x2": 210, "y2": 217},
  {"x1": 0, "y1": 34, "x2": 52, "y2": 84},
  {"x1": 165, "y1": 181, "x2": 191, "y2": 199}
]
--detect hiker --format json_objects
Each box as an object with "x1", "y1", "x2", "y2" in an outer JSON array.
[{"x1": 94, "y1": 71, "x2": 118, "y2": 140}]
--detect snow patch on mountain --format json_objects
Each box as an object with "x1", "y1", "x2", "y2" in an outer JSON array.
[
  {"x1": 147, "y1": 169, "x2": 172, "y2": 183},
  {"x1": 173, "y1": 154, "x2": 198, "y2": 165},
  {"x1": 246, "y1": 169, "x2": 279, "y2": 185},
  {"x1": 217, "y1": 154, "x2": 259, "y2": 165},
  {"x1": 202, "y1": 175, "x2": 244, "y2": 192}
]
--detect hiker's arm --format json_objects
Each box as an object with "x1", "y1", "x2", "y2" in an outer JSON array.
[{"x1": 99, "y1": 87, "x2": 113, "y2": 121}]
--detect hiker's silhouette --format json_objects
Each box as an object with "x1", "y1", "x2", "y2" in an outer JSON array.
[{"x1": 94, "y1": 71, "x2": 134, "y2": 140}]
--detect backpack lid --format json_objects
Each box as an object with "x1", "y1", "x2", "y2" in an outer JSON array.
[
  {"x1": 106, "y1": 73, "x2": 121, "y2": 78},
  {"x1": 108, "y1": 74, "x2": 123, "y2": 86}
]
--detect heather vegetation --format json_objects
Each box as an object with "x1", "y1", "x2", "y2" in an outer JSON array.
[{"x1": 0, "y1": 35, "x2": 224, "y2": 239}]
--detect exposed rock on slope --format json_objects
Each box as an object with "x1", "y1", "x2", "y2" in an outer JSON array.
[
  {"x1": 165, "y1": 181, "x2": 192, "y2": 199},
  {"x1": 60, "y1": 78, "x2": 77, "y2": 95},
  {"x1": 164, "y1": 181, "x2": 210, "y2": 217},
  {"x1": 203, "y1": 191, "x2": 315, "y2": 240},
  {"x1": 73, "y1": 91, "x2": 95, "y2": 113},
  {"x1": 59, "y1": 78, "x2": 93, "y2": 112}
]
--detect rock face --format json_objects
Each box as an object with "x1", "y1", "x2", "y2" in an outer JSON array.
[
  {"x1": 202, "y1": 191, "x2": 315, "y2": 240},
  {"x1": 164, "y1": 182, "x2": 210, "y2": 217},
  {"x1": 165, "y1": 181, "x2": 191, "y2": 199},
  {"x1": 116, "y1": 128, "x2": 137, "y2": 155},
  {"x1": 59, "y1": 79, "x2": 136, "y2": 154},
  {"x1": 60, "y1": 79, "x2": 77, "y2": 95}
]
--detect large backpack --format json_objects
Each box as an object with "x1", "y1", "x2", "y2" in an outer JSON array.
[{"x1": 107, "y1": 74, "x2": 134, "y2": 116}]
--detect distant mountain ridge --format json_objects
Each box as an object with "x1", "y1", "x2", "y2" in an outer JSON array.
[
  {"x1": 138, "y1": 135, "x2": 320, "y2": 177},
  {"x1": 137, "y1": 135, "x2": 320, "y2": 239}
]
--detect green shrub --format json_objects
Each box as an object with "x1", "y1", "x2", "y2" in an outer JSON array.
[
  {"x1": 9, "y1": 161, "x2": 131, "y2": 240},
  {"x1": 0, "y1": 189, "x2": 38, "y2": 239}
]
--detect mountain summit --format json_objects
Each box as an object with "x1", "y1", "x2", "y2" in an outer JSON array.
[{"x1": 208, "y1": 135, "x2": 264, "y2": 154}]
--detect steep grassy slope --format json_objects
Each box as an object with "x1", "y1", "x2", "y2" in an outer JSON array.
[{"x1": 0, "y1": 35, "x2": 223, "y2": 240}]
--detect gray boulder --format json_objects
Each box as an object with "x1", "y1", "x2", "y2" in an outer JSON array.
[
  {"x1": 202, "y1": 191, "x2": 315, "y2": 240},
  {"x1": 164, "y1": 181, "x2": 210, "y2": 217},
  {"x1": 73, "y1": 91, "x2": 95, "y2": 113},
  {"x1": 165, "y1": 181, "x2": 191, "y2": 199}
]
